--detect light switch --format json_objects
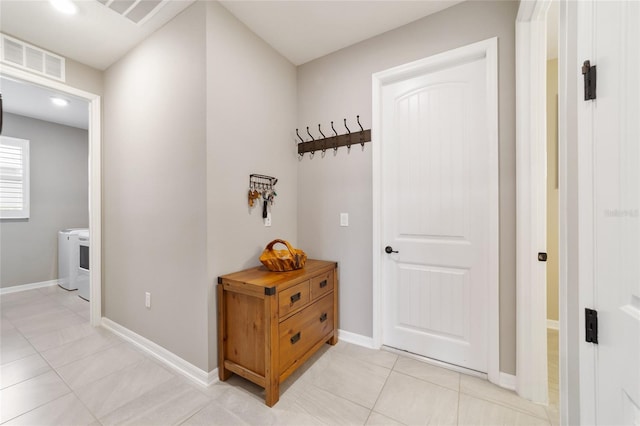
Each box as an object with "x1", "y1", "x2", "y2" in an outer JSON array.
[{"x1": 340, "y1": 213, "x2": 349, "y2": 227}]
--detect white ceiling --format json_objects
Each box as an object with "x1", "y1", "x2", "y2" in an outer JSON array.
[
  {"x1": 1, "y1": 77, "x2": 89, "y2": 130},
  {"x1": 0, "y1": 1, "x2": 464, "y2": 71},
  {"x1": 0, "y1": 0, "x2": 196, "y2": 71},
  {"x1": 0, "y1": 0, "x2": 465, "y2": 129},
  {"x1": 219, "y1": 1, "x2": 464, "y2": 66}
]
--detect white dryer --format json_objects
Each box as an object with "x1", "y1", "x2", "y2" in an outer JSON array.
[
  {"x1": 77, "y1": 230, "x2": 90, "y2": 301},
  {"x1": 58, "y1": 228, "x2": 87, "y2": 290}
]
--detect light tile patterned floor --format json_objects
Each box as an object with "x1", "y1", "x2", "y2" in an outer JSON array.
[
  {"x1": 1, "y1": 285, "x2": 558, "y2": 425},
  {"x1": 547, "y1": 329, "x2": 559, "y2": 426}
]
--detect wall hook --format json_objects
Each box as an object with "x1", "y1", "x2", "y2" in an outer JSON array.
[
  {"x1": 296, "y1": 129, "x2": 305, "y2": 159},
  {"x1": 318, "y1": 124, "x2": 327, "y2": 153},
  {"x1": 306, "y1": 126, "x2": 315, "y2": 155},
  {"x1": 344, "y1": 118, "x2": 351, "y2": 149},
  {"x1": 357, "y1": 115, "x2": 365, "y2": 147},
  {"x1": 331, "y1": 121, "x2": 338, "y2": 153}
]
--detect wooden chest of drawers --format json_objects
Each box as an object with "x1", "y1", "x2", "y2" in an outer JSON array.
[{"x1": 217, "y1": 259, "x2": 338, "y2": 406}]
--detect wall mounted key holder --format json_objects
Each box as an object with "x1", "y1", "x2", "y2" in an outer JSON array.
[{"x1": 248, "y1": 174, "x2": 278, "y2": 219}]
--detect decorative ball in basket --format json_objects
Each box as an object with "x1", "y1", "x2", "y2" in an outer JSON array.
[{"x1": 259, "y1": 239, "x2": 307, "y2": 272}]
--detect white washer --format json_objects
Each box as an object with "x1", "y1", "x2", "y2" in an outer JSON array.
[
  {"x1": 58, "y1": 228, "x2": 87, "y2": 290},
  {"x1": 77, "y1": 231, "x2": 90, "y2": 301}
]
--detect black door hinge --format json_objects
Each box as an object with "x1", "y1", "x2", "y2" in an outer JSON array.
[
  {"x1": 538, "y1": 252, "x2": 547, "y2": 262},
  {"x1": 585, "y1": 308, "x2": 599, "y2": 344},
  {"x1": 582, "y1": 60, "x2": 597, "y2": 101}
]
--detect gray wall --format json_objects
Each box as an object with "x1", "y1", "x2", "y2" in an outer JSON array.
[
  {"x1": 102, "y1": 1, "x2": 298, "y2": 372},
  {"x1": 103, "y1": 2, "x2": 209, "y2": 370},
  {"x1": 1, "y1": 113, "x2": 88, "y2": 288},
  {"x1": 296, "y1": 0, "x2": 518, "y2": 374},
  {"x1": 204, "y1": 1, "x2": 297, "y2": 371}
]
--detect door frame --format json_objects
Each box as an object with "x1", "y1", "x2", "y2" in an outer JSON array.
[
  {"x1": 516, "y1": 0, "x2": 581, "y2": 423},
  {"x1": 514, "y1": 0, "x2": 552, "y2": 405},
  {"x1": 1, "y1": 66, "x2": 102, "y2": 327},
  {"x1": 372, "y1": 37, "x2": 500, "y2": 385}
]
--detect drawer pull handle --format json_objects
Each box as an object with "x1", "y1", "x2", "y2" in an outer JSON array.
[
  {"x1": 319, "y1": 312, "x2": 328, "y2": 323},
  {"x1": 290, "y1": 332, "x2": 301, "y2": 344},
  {"x1": 319, "y1": 280, "x2": 328, "y2": 288},
  {"x1": 290, "y1": 292, "x2": 301, "y2": 303}
]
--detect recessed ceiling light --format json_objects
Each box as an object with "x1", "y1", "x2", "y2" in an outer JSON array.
[
  {"x1": 49, "y1": 0, "x2": 78, "y2": 15},
  {"x1": 51, "y1": 97, "x2": 69, "y2": 107}
]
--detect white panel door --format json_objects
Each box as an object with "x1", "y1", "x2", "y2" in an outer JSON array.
[
  {"x1": 578, "y1": 1, "x2": 640, "y2": 423},
  {"x1": 380, "y1": 45, "x2": 498, "y2": 373}
]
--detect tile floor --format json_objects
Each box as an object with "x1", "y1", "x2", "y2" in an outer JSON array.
[
  {"x1": 1, "y1": 285, "x2": 558, "y2": 425},
  {"x1": 546, "y1": 329, "x2": 559, "y2": 426}
]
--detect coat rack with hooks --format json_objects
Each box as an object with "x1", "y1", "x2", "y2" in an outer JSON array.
[{"x1": 296, "y1": 115, "x2": 371, "y2": 158}]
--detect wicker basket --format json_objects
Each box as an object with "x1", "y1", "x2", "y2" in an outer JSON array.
[{"x1": 259, "y1": 239, "x2": 307, "y2": 272}]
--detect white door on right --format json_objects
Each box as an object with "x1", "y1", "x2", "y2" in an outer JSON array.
[
  {"x1": 578, "y1": 1, "x2": 640, "y2": 424},
  {"x1": 379, "y1": 40, "x2": 498, "y2": 374}
]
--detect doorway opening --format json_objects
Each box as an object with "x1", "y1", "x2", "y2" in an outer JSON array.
[
  {"x1": 545, "y1": 0, "x2": 560, "y2": 414},
  {"x1": 515, "y1": 0, "x2": 568, "y2": 420},
  {"x1": 1, "y1": 67, "x2": 102, "y2": 326}
]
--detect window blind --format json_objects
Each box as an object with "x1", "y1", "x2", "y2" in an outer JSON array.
[{"x1": 0, "y1": 136, "x2": 30, "y2": 219}]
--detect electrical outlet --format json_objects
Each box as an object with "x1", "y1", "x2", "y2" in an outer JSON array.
[
  {"x1": 264, "y1": 212, "x2": 272, "y2": 227},
  {"x1": 340, "y1": 213, "x2": 349, "y2": 227},
  {"x1": 145, "y1": 292, "x2": 151, "y2": 308}
]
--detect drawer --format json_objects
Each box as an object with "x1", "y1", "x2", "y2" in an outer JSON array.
[
  {"x1": 278, "y1": 293, "x2": 334, "y2": 373},
  {"x1": 278, "y1": 280, "x2": 310, "y2": 318},
  {"x1": 310, "y1": 270, "x2": 334, "y2": 300}
]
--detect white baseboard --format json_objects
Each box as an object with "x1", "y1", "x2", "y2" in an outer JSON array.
[
  {"x1": 499, "y1": 372, "x2": 517, "y2": 391},
  {"x1": 338, "y1": 329, "x2": 376, "y2": 349},
  {"x1": 0, "y1": 279, "x2": 58, "y2": 295},
  {"x1": 101, "y1": 318, "x2": 217, "y2": 388},
  {"x1": 547, "y1": 319, "x2": 559, "y2": 330}
]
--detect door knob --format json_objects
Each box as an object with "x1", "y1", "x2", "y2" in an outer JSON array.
[{"x1": 385, "y1": 246, "x2": 399, "y2": 254}]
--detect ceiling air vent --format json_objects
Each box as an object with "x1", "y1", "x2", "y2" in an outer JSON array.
[
  {"x1": 94, "y1": 0, "x2": 167, "y2": 25},
  {"x1": 0, "y1": 34, "x2": 65, "y2": 82}
]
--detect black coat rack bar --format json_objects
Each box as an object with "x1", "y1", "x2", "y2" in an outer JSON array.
[{"x1": 297, "y1": 116, "x2": 371, "y2": 157}]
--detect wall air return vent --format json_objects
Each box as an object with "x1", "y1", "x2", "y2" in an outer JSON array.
[
  {"x1": 94, "y1": 0, "x2": 168, "y2": 25},
  {"x1": 0, "y1": 34, "x2": 65, "y2": 82}
]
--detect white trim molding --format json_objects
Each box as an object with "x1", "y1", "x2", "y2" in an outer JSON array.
[
  {"x1": 500, "y1": 372, "x2": 518, "y2": 391},
  {"x1": 101, "y1": 318, "x2": 217, "y2": 388},
  {"x1": 515, "y1": 0, "x2": 552, "y2": 405},
  {"x1": 558, "y1": 1, "x2": 579, "y2": 423},
  {"x1": 372, "y1": 37, "x2": 500, "y2": 386},
  {"x1": 0, "y1": 64, "x2": 102, "y2": 328},
  {"x1": 0, "y1": 279, "x2": 58, "y2": 295},
  {"x1": 338, "y1": 329, "x2": 375, "y2": 349}
]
